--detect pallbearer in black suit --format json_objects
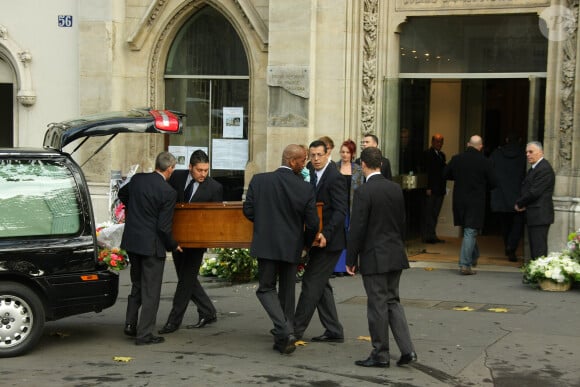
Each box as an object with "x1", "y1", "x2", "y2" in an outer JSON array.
[
  {"x1": 294, "y1": 140, "x2": 347, "y2": 343},
  {"x1": 346, "y1": 147, "x2": 417, "y2": 368},
  {"x1": 120, "y1": 151, "x2": 182, "y2": 345},
  {"x1": 515, "y1": 141, "x2": 555, "y2": 260},
  {"x1": 421, "y1": 134, "x2": 447, "y2": 244},
  {"x1": 159, "y1": 150, "x2": 223, "y2": 334},
  {"x1": 243, "y1": 144, "x2": 319, "y2": 354}
]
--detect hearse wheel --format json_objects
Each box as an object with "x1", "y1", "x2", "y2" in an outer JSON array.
[{"x1": 0, "y1": 282, "x2": 45, "y2": 357}]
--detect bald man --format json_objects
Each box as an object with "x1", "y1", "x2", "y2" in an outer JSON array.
[{"x1": 443, "y1": 135, "x2": 495, "y2": 275}]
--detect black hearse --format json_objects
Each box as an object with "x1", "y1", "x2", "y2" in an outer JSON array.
[{"x1": 0, "y1": 109, "x2": 182, "y2": 357}]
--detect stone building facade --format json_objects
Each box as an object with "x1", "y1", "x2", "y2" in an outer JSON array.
[{"x1": 1, "y1": 0, "x2": 579, "y2": 255}]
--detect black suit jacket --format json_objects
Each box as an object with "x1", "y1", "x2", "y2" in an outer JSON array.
[
  {"x1": 346, "y1": 174, "x2": 409, "y2": 275},
  {"x1": 443, "y1": 147, "x2": 496, "y2": 229},
  {"x1": 243, "y1": 167, "x2": 319, "y2": 263},
  {"x1": 516, "y1": 158, "x2": 555, "y2": 226},
  {"x1": 168, "y1": 169, "x2": 223, "y2": 203},
  {"x1": 119, "y1": 172, "x2": 178, "y2": 257},
  {"x1": 423, "y1": 147, "x2": 447, "y2": 195},
  {"x1": 309, "y1": 162, "x2": 348, "y2": 252}
]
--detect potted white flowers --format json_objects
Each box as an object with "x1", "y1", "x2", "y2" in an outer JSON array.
[
  {"x1": 522, "y1": 252, "x2": 580, "y2": 291},
  {"x1": 199, "y1": 248, "x2": 258, "y2": 283}
]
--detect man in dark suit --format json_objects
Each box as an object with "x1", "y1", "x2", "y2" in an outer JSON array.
[
  {"x1": 443, "y1": 135, "x2": 495, "y2": 275},
  {"x1": 294, "y1": 140, "x2": 347, "y2": 343},
  {"x1": 355, "y1": 133, "x2": 392, "y2": 180},
  {"x1": 243, "y1": 144, "x2": 319, "y2": 354},
  {"x1": 421, "y1": 133, "x2": 447, "y2": 244},
  {"x1": 345, "y1": 147, "x2": 416, "y2": 368},
  {"x1": 159, "y1": 150, "x2": 223, "y2": 334},
  {"x1": 515, "y1": 141, "x2": 555, "y2": 260},
  {"x1": 120, "y1": 151, "x2": 182, "y2": 345}
]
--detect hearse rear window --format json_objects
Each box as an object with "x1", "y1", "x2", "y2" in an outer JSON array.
[{"x1": 0, "y1": 159, "x2": 81, "y2": 237}]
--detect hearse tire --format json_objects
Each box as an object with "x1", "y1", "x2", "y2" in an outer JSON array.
[{"x1": 0, "y1": 282, "x2": 46, "y2": 358}]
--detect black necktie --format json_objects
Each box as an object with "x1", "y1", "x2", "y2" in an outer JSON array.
[
  {"x1": 184, "y1": 181, "x2": 193, "y2": 202},
  {"x1": 311, "y1": 172, "x2": 317, "y2": 187}
]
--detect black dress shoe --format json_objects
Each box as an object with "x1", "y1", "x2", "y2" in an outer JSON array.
[
  {"x1": 124, "y1": 323, "x2": 136, "y2": 337},
  {"x1": 397, "y1": 352, "x2": 418, "y2": 366},
  {"x1": 273, "y1": 334, "x2": 297, "y2": 354},
  {"x1": 186, "y1": 316, "x2": 217, "y2": 329},
  {"x1": 435, "y1": 238, "x2": 445, "y2": 243},
  {"x1": 355, "y1": 357, "x2": 389, "y2": 368},
  {"x1": 158, "y1": 323, "x2": 179, "y2": 334},
  {"x1": 311, "y1": 334, "x2": 344, "y2": 343},
  {"x1": 135, "y1": 334, "x2": 165, "y2": 345}
]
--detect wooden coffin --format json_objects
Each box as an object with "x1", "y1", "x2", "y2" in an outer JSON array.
[{"x1": 172, "y1": 201, "x2": 323, "y2": 248}]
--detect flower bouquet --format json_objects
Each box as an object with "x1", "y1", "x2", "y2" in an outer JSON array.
[
  {"x1": 200, "y1": 248, "x2": 257, "y2": 282},
  {"x1": 98, "y1": 247, "x2": 129, "y2": 272},
  {"x1": 522, "y1": 251, "x2": 580, "y2": 291}
]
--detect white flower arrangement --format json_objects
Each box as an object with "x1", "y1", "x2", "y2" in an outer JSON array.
[{"x1": 523, "y1": 251, "x2": 580, "y2": 284}]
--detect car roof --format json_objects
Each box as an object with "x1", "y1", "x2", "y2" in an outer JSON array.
[{"x1": 43, "y1": 108, "x2": 183, "y2": 151}]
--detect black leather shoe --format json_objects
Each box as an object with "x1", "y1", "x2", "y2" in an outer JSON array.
[
  {"x1": 186, "y1": 316, "x2": 217, "y2": 329},
  {"x1": 158, "y1": 323, "x2": 179, "y2": 334},
  {"x1": 273, "y1": 334, "x2": 297, "y2": 354},
  {"x1": 311, "y1": 334, "x2": 344, "y2": 343},
  {"x1": 397, "y1": 352, "x2": 418, "y2": 366},
  {"x1": 355, "y1": 357, "x2": 389, "y2": 368},
  {"x1": 124, "y1": 323, "x2": 136, "y2": 337},
  {"x1": 135, "y1": 334, "x2": 165, "y2": 345}
]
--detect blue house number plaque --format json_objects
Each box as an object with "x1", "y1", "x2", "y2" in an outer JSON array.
[{"x1": 58, "y1": 15, "x2": 73, "y2": 27}]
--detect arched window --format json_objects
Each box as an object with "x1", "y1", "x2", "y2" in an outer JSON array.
[{"x1": 165, "y1": 5, "x2": 249, "y2": 200}]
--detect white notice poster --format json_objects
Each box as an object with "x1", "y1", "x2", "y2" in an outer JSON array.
[
  {"x1": 211, "y1": 139, "x2": 248, "y2": 170},
  {"x1": 223, "y1": 107, "x2": 244, "y2": 138}
]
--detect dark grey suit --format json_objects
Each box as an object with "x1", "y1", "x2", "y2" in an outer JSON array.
[
  {"x1": 243, "y1": 167, "x2": 319, "y2": 341},
  {"x1": 120, "y1": 172, "x2": 178, "y2": 339},
  {"x1": 516, "y1": 158, "x2": 555, "y2": 259},
  {"x1": 294, "y1": 162, "x2": 347, "y2": 339},
  {"x1": 346, "y1": 173, "x2": 414, "y2": 363},
  {"x1": 164, "y1": 170, "x2": 223, "y2": 327}
]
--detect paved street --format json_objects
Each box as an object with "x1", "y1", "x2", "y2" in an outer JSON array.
[{"x1": 2, "y1": 261, "x2": 579, "y2": 386}]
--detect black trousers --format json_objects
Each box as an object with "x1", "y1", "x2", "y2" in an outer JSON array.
[
  {"x1": 422, "y1": 193, "x2": 444, "y2": 241},
  {"x1": 528, "y1": 224, "x2": 550, "y2": 260},
  {"x1": 165, "y1": 248, "x2": 216, "y2": 326},
  {"x1": 294, "y1": 248, "x2": 343, "y2": 338},
  {"x1": 125, "y1": 253, "x2": 165, "y2": 339},
  {"x1": 498, "y1": 211, "x2": 524, "y2": 253},
  {"x1": 256, "y1": 259, "x2": 297, "y2": 340}
]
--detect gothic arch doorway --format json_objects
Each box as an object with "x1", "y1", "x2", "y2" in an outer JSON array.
[{"x1": 164, "y1": 5, "x2": 250, "y2": 200}]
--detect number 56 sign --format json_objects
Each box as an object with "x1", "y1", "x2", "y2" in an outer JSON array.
[{"x1": 58, "y1": 15, "x2": 73, "y2": 28}]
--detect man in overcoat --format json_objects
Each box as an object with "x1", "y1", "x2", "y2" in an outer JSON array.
[{"x1": 443, "y1": 135, "x2": 495, "y2": 275}]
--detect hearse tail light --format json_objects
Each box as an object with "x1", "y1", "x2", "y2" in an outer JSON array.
[
  {"x1": 81, "y1": 275, "x2": 99, "y2": 281},
  {"x1": 150, "y1": 110, "x2": 180, "y2": 132}
]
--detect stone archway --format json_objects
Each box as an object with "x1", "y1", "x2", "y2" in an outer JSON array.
[{"x1": 0, "y1": 24, "x2": 35, "y2": 106}]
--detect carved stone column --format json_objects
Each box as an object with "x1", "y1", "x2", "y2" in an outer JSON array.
[{"x1": 546, "y1": 0, "x2": 580, "y2": 251}]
